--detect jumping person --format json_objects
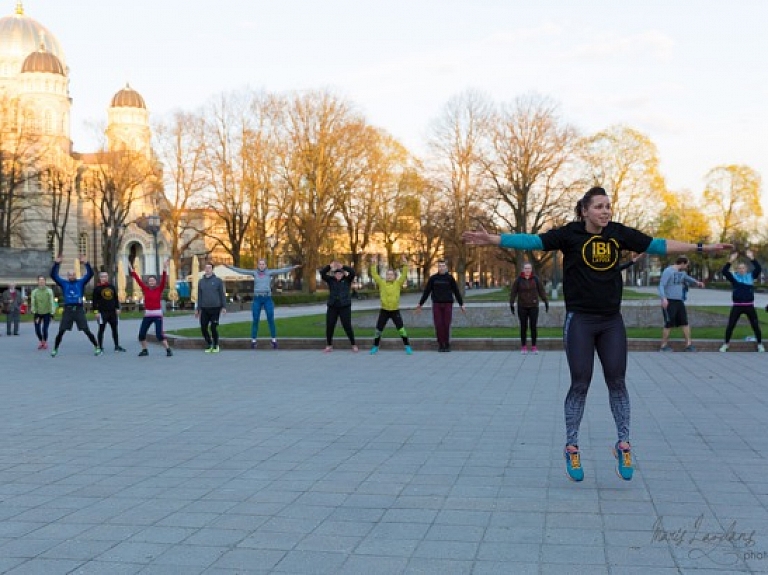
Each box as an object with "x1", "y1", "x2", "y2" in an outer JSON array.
[
  {"x1": 320, "y1": 260, "x2": 358, "y2": 353},
  {"x1": 658, "y1": 256, "x2": 703, "y2": 352},
  {"x1": 129, "y1": 259, "x2": 173, "y2": 357},
  {"x1": 227, "y1": 259, "x2": 300, "y2": 349},
  {"x1": 195, "y1": 263, "x2": 227, "y2": 353},
  {"x1": 93, "y1": 271, "x2": 126, "y2": 352},
  {"x1": 509, "y1": 262, "x2": 549, "y2": 355},
  {"x1": 462, "y1": 186, "x2": 731, "y2": 482},
  {"x1": 415, "y1": 260, "x2": 465, "y2": 352},
  {"x1": 369, "y1": 254, "x2": 412, "y2": 355},
  {"x1": 720, "y1": 250, "x2": 764, "y2": 352},
  {"x1": 49, "y1": 254, "x2": 102, "y2": 357},
  {"x1": 30, "y1": 275, "x2": 55, "y2": 350}
]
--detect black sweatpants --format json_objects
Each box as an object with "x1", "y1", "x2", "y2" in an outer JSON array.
[
  {"x1": 724, "y1": 305, "x2": 762, "y2": 344},
  {"x1": 326, "y1": 304, "x2": 355, "y2": 346}
]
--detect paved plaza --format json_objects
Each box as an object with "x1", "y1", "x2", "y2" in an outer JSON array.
[{"x1": 1, "y1": 312, "x2": 767, "y2": 574}]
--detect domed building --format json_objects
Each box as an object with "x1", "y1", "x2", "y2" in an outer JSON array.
[{"x1": 0, "y1": 1, "x2": 168, "y2": 286}]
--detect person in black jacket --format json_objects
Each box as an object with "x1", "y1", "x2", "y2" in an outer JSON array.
[
  {"x1": 719, "y1": 250, "x2": 764, "y2": 352},
  {"x1": 93, "y1": 271, "x2": 126, "y2": 352},
  {"x1": 509, "y1": 263, "x2": 549, "y2": 355},
  {"x1": 416, "y1": 260, "x2": 465, "y2": 352},
  {"x1": 320, "y1": 260, "x2": 358, "y2": 353}
]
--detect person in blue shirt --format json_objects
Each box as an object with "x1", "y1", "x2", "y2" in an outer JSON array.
[
  {"x1": 49, "y1": 254, "x2": 101, "y2": 357},
  {"x1": 719, "y1": 250, "x2": 764, "y2": 352}
]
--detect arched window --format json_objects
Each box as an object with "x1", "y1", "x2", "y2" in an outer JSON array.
[
  {"x1": 44, "y1": 110, "x2": 53, "y2": 134},
  {"x1": 78, "y1": 233, "x2": 88, "y2": 257}
]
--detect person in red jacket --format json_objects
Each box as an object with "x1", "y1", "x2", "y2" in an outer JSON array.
[
  {"x1": 509, "y1": 262, "x2": 549, "y2": 355},
  {"x1": 129, "y1": 259, "x2": 173, "y2": 357}
]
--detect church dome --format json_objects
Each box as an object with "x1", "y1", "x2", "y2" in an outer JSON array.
[
  {"x1": 21, "y1": 45, "x2": 64, "y2": 75},
  {"x1": 0, "y1": 3, "x2": 66, "y2": 74},
  {"x1": 110, "y1": 84, "x2": 146, "y2": 109}
]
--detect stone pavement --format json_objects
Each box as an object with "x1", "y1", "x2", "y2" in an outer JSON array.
[{"x1": 1, "y1": 327, "x2": 767, "y2": 574}]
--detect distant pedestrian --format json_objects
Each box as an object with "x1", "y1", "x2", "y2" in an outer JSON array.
[
  {"x1": 320, "y1": 260, "x2": 358, "y2": 353},
  {"x1": 130, "y1": 259, "x2": 173, "y2": 357},
  {"x1": 658, "y1": 256, "x2": 703, "y2": 352},
  {"x1": 30, "y1": 275, "x2": 55, "y2": 349},
  {"x1": 509, "y1": 262, "x2": 549, "y2": 355},
  {"x1": 2, "y1": 282, "x2": 22, "y2": 336},
  {"x1": 195, "y1": 263, "x2": 227, "y2": 353},
  {"x1": 227, "y1": 258, "x2": 300, "y2": 349},
  {"x1": 719, "y1": 250, "x2": 764, "y2": 352},
  {"x1": 93, "y1": 271, "x2": 126, "y2": 352},
  {"x1": 369, "y1": 254, "x2": 412, "y2": 355},
  {"x1": 415, "y1": 260, "x2": 465, "y2": 352},
  {"x1": 49, "y1": 254, "x2": 102, "y2": 357}
]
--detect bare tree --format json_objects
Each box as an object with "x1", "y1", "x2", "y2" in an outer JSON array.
[
  {"x1": 702, "y1": 164, "x2": 763, "y2": 243},
  {"x1": 479, "y1": 94, "x2": 579, "y2": 275},
  {"x1": 276, "y1": 90, "x2": 369, "y2": 292},
  {"x1": 427, "y1": 90, "x2": 491, "y2": 290},
  {"x1": 575, "y1": 125, "x2": 666, "y2": 229},
  {"x1": 42, "y1": 156, "x2": 78, "y2": 254}
]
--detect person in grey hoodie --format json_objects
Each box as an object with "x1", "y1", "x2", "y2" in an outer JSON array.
[
  {"x1": 195, "y1": 263, "x2": 227, "y2": 353},
  {"x1": 658, "y1": 256, "x2": 704, "y2": 351},
  {"x1": 227, "y1": 259, "x2": 300, "y2": 349}
]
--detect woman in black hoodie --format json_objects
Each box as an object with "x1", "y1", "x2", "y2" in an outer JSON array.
[{"x1": 320, "y1": 260, "x2": 358, "y2": 353}]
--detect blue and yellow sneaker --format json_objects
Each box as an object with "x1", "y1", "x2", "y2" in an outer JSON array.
[
  {"x1": 613, "y1": 441, "x2": 633, "y2": 481},
  {"x1": 564, "y1": 445, "x2": 584, "y2": 482}
]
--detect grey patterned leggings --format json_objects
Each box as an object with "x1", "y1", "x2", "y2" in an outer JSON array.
[{"x1": 563, "y1": 312, "x2": 630, "y2": 446}]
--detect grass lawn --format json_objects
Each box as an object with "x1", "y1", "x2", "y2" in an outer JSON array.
[{"x1": 170, "y1": 304, "x2": 768, "y2": 341}]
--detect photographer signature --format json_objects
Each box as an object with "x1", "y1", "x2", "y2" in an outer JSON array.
[{"x1": 652, "y1": 514, "x2": 756, "y2": 565}]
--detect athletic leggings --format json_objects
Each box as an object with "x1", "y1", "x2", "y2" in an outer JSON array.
[
  {"x1": 199, "y1": 307, "x2": 222, "y2": 346},
  {"x1": 724, "y1": 305, "x2": 762, "y2": 344},
  {"x1": 514, "y1": 305, "x2": 540, "y2": 346},
  {"x1": 97, "y1": 311, "x2": 120, "y2": 348},
  {"x1": 34, "y1": 313, "x2": 52, "y2": 342},
  {"x1": 373, "y1": 309, "x2": 410, "y2": 347},
  {"x1": 563, "y1": 312, "x2": 630, "y2": 446},
  {"x1": 326, "y1": 304, "x2": 355, "y2": 346}
]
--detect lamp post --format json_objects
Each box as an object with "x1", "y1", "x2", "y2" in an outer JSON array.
[
  {"x1": 267, "y1": 235, "x2": 278, "y2": 268},
  {"x1": 146, "y1": 214, "x2": 161, "y2": 276}
]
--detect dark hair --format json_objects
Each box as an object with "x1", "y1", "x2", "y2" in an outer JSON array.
[
  {"x1": 575, "y1": 186, "x2": 608, "y2": 221},
  {"x1": 675, "y1": 256, "x2": 689, "y2": 265}
]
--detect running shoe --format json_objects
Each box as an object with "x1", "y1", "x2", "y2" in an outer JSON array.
[
  {"x1": 719, "y1": 343, "x2": 729, "y2": 353},
  {"x1": 204, "y1": 345, "x2": 213, "y2": 353},
  {"x1": 351, "y1": 345, "x2": 359, "y2": 353},
  {"x1": 115, "y1": 346, "x2": 127, "y2": 352},
  {"x1": 94, "y1": 347, "x2": 103, "y2": 356},
  {"x1": 444, "y1": 344, "x2": 451, "y2": 353},
  {"x1": 613, "y1": 441, "x2": 634, "y2": 481},
  {"x1": 271, "y1": 339, "x2": 278, "y2": 349},
  {"x1": 521, "y1": 345, "x2": 527, "y2": 355},
  {"x1": 758, "y1": 344, "x2": 765, "y2": 353},
  {"x1": 166, "y1": 348, "x2": 173, "y2": 357},
  {"x1": 659, "y1": 345, "x2": 673, "y2": 352},
  {"x1": 683, "y1": 344, "x2": 696, "y2": 352},
  {"x1": 51, "y1": 348, "x2": 58, "y2": 358},
  {"x1": 250, "y1": 340, "x2": 257, "y2": 349},
  {"x1": 37, "y1": 341, "x2": 45, "y2": 350},
  {"x1": 531, "y1": 346, "x2": 538, "y2": 355},
  {"x1": 370, "y1": 346, "x2": 379, "y2": 355},
  {"x1": 405, "y1": 345, "x2": 413, "y2": 355},
  {"x1": 323, "y1": 346, "x2": 333, "y2": 353},
  {"x1": 564, "y1": 446, "x2": 584, "y2": 482},
  {"x1": 211, "y1": 346, "x2": 220, "y2": 353},
  {"x1": 138, "y1": 349, "x2": 149, "y2": 357}
]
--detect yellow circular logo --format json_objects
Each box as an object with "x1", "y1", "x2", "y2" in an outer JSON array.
[{"x1": 581, "y1": 236, "x2": 620, "y2": 271}]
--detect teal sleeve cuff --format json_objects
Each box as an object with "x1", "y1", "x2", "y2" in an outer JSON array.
[
  {"x1": 499, "y1": 234, "x2": 544, "y2": 250},
  {"x1": 647, "y1": 238, "x2": 666, "y2": 255}
]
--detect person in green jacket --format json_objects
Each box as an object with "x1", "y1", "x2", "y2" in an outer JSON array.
[
  {"x1": 369, "y1": 254, "x2": 412, "y2": 355},
  {"x1": 30, "y1": 275, "x2": 55, "y2": 350}
]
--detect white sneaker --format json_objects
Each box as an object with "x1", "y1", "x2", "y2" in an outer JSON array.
[
  {"x1": 758, "y1": 344, "x2": 765, "y2": 353},
  {"x1": 719, "y1": 344, "x2": 728, "y2": 353}
]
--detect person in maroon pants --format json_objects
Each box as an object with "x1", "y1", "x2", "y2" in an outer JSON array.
[{"x1": 416, "y1": 260, "x2": 465, "y2": 352}]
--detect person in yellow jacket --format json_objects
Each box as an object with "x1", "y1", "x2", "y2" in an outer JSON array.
[{"x1": 369, "y1": 254, "x2": 412, "y2": 355}]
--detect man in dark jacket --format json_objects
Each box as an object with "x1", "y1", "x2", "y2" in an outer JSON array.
[
  {"x1": 320, "y1": 260, "x2": 358, "y2": 353},
  {"x1": 195, "y1": 263, "x2": 227, "y2": 353},
  {"x1": 416, "y1": 260, "x2": 465, "y2": 352},
  {"x1": 719, "y1": 250, "x2": 764, "y2": 352},
  {"x1": 93, "y1": 271, "x2": 126, "y2": 352}
]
